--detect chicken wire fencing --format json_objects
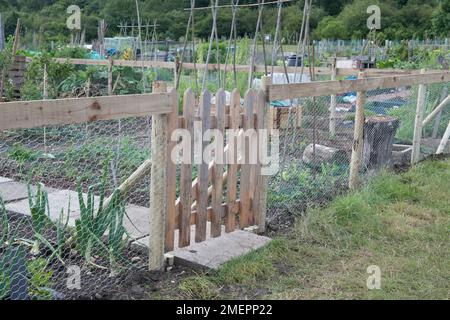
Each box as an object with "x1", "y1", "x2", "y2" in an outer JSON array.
[
  {"x1": 265, "y1": 81, "x2": 450, "y2": 232},
  {"x1": 0, "y1": 116, "x2": 160, "y2": 300},
  {"x1": 0, "y1": 79, "x2": 449, "y2": 300}
]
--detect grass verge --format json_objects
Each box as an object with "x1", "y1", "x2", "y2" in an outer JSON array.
[{"x1": 176, "y1": 157, "x2": 450, "y2": 300}]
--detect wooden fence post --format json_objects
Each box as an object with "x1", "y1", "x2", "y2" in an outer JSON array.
[
  {"x1": 164, "y1": 82, "x2": 178, "y2": 252},
  {"x1": 349, "y1": 71, "x2": 366, "y2": 190},
  {"x1": 411, "y1": 69, "x2": 427, "y2": 165},
  {"x1": 329, "y1": 57, "x2": 337, "y2": 137},
  {"x1": 256, "y1": 76, "x2": 271, "y2": 233},
  {"x1": 149, "y1": 81, "x2": 169, "y2": 271}
]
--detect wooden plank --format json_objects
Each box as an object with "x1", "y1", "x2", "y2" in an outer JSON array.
[
  {"x1": 254, "y1": 76, "x2": 271, "y2": 232},
  {"x1": 103, "y1": 159, "x2": 152, "y2": 210},
  {"x1": 412, "y1": 70, "x2": 428, "y2": 165},
  {"x1": 163, "y1": 84, "x2": 179, "y2": 252},
  {"x1": 211, "y1": 89, "x2": 226, "y2": 238},
  {"x1": 174, "y1": 200, "x2": 241, "y2": 230},
  {"x1": 178, "y1": 114, "x2": 246, "y2": 130},
  {"x1": 349, "y1": 72, "x2": 366, "y2": 190},
  {"x1": 268, "y1": 71, "x2": 450, "y2": 100},
  {"x1": 239, "y1": 89, "x2": 256, "y2": 228},
  {"x1": 114, "y1": 60, "x2": 174, "y2": 69},
  {"x1": 52, "y1": 57, "x2": 174, "y2": 69},
  {"x1": 148, "y1": 104, "x2": 168, "y2": 271},
  {"x1": 0, "y1": 93, "x2": 174, "y2": 131},
  {"x1": 196, "y1": 90, "x2": 212, "y2": 243},
  {"x1": 48, "y1": 56, "x2": 444, "y2": 79},
  {"x1": 53, "y1": 58, "x2": 109, "y2": 66},
  {"x1": 47, "y1": 56, "x2": 443, "y2": 78},
  {"x1": 179, "y1": 89, "x2": 195, "y2": 248},
  {"x1": 225, "y1": 89, "x2": 241, "y2": 233}
]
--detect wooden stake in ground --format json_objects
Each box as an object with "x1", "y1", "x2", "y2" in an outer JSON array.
[
  {"x1": 329, "y1": 57, "x2": 337, "y2": 137},
  {"x1": 12, "y1": 18, "x2": 20, "y2": 55},
  {"x1": 411, "y1": 69, "x2": 427, "y2": 165},
  {"x1": 349, "y1": 71, "x2": 366, "y2": 190},
  {"x1": 43, "y1": 64, "x2": 49, "y2": 156},
  {"x1": 108, "y1": 57, "x2": 113, "y2": 95},
  {"x1": 149, "y1": 82, "x2": 169, "y2": 271}
]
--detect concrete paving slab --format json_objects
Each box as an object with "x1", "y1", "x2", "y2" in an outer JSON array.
[
  {"x1": 0, "y1": 177, "x2": 13, "y2": 184},
  {"x1": 6, "y1": 189, "x2": 100, "y2": 226},
  {"x1": 135, "y1": 223, "x2": 271, "y2": 270},
  {"x1": 170, "y1": 230, "x2": 271, "y2": 270},
  {"x1": 0, "y1": 182, "x2": 38, "y2": 203},
  {"x1": 123, "y1": 205, "x2": 150, "y2": 239},
  {"x1": 5, "y1": 187, "x2": 150, "y2": 239}
]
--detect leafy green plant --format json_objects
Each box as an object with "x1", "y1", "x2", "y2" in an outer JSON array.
[
  {"x1": 75, "y1": 170, "x2": 130, "y2": 272},
  {"x1": 0, "y1": 237, "x2": 27, "y2": 300},
  {"x1": 106, "y1": 192, "x2": 130, "y2": 275},
  {"x1": 0, "y1": 36, "x2": 15, "y2": 101},
  {"x1": 35, "y1": 207, "x2": 70, "y2": 267},
  {"x1": 28, "y1": 184, "x2": 52, "y2": 255},
  {"x1": 269, "y1": 162, "x2": 349, "y2": 211},
  {"x1": 9, "y1": 143, "x2": 41, "y2": 165},
  {"x1": 27, "y1": 258, "x2": 53, "y2": 300},
  {"x1": 1, "y1": 197, "x2": 9, "y2": 244}
]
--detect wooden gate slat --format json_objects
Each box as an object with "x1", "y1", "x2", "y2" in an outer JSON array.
[
  {"x1": 239, "y1": 89, "x2": 256, "y2": 228},
  {"x1": 253, "y1": 89, "x2": 268, "y2": 227},
  {"x1": 179, "y1": 89, "x2": 195, "y2": 248},
  {"x1": 211, "y1": 89, "x2": 226, "y2": 237},
  {"x1": 196, "y1": 90, "x2": 212, "y2": 242},
  {"x1": 226, "y1": 89, "x2": 241, "y2": 233}
]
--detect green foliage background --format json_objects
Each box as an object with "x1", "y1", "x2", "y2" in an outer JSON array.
[{"x1": 0, "y1": 0, "x2": 448, "y2": 45}]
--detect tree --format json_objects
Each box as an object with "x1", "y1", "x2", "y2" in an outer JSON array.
[{"x1": 432, "y1": 0, "x2": 450, "y2": 37}]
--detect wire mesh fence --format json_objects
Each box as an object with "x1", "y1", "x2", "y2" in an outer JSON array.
[
  {"x1": 0, "y1": 76, "x2": 448, "y2": 300},
  {"x1": 0, "y1": 116, "x2": 158, "y2": 300},
  {"x1": 265, "y1": 80, "x2": 450, "y2": 232}
]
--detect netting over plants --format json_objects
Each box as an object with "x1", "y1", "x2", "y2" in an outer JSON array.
[
  {"x1": 0, "y1": 77, "x2": 448, "y2": 300},
  {"x1": 265, "y1": 81, "x2": 450, "y2": 232},
  {"x1": 0, "y1": 116, "x2": 156, "y2": 300}
]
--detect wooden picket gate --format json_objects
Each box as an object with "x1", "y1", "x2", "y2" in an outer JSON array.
[{"x1": 164, "y1": 84, "x2": 271, "y2": 252}]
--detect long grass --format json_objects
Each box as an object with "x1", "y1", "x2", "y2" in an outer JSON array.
[{"x1": 177, "y1": 157, "x2": 450, "y2": 300}]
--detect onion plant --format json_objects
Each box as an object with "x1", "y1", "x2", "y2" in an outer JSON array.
[
  {"x1": 1, "y1": 197, "x2": 9, "y2": 244},
  {"x1": 27, "y1": 184, "x2": 52, "y2": 255},
  {"x1": 75, "y1": 171, "x2": 130, "y2": 273}
]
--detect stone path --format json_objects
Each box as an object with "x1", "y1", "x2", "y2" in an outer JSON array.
[{"x1": 1, "y1": 177, "x2": 271, "y2": 269}]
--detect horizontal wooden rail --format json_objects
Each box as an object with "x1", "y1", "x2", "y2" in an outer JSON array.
[
  {"x1": 53, "y1": 58, "x2": 174, "y2": 69},
  {"x1": 268, "y1": 71, "x2": 450, "y2": 100},
  {"x1": 0, "y1": 92, "x2": 174, "y2": 130},
  {"x1": 45, "y1": 57, "x2": 439, "y2": 77}
]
